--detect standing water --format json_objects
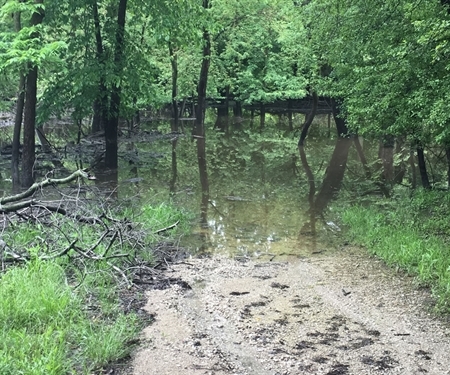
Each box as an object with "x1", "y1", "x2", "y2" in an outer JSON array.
[{"x1": 90, "y1": 114, "x2": 382, "y2": 258}]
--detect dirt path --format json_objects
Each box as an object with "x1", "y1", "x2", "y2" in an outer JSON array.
[{"x1": 131, "y1": 247, "x2": 450, "y2": 375}]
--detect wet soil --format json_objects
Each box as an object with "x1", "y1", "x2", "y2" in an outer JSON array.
[{"x1": 130, "y1": 246, "x2": 450, "y2": 375}]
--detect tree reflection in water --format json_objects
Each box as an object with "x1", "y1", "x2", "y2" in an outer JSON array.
[{"x1": 298, "y1": 137, "x2": 353, "y2": 252}]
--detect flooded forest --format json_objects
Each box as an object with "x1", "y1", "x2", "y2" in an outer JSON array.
[{"x1": 1, "y1": 1, "x2": 450, "y2": 374}]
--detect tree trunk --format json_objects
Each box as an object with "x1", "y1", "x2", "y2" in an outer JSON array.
[
  {"x1": 105, "y1": 0, "x2": 128, "y2": 169},
  {"x1": 215, "y1": 87, "x2": 229, "y2": 130},
  {"x1": 330, "y1": 98, "x2": 349, "y2": 137},
  {"x1": 12, "y1": 74, "x2": 25, "y2": 191},
  {"x1": 22, "y1": 0, "x2": 44, "y2": 188},
  {"x1": 409, "y1": 149, "x2": 417, "y2": 189},
  {"x1": 233, "y1": 100, "x2": 242, "y2": 117},
  {"x1": 298, "y1": 91, "x2": 318, "y2": 146},
  {"x1": 92, "y1": 1, "x2": 108, "y2": 133},
  {"x1": 417, "y1": 146, "x2": 431, "y2": 189},
  {"x1": 260, "y1": 103, "x2": 265, "y2": 129},
  {"x1": 12, "y1": 9, "x2": 25, "y2": 191},
  {"x1": 288, "y1": 99, "x2": 293, "y2": 131},
  {"x1": 169, "y1": 42, "x2": 179, "y2": 126},
  {"x1": 380, "y1": 135, "x2": 394, "y2": 182},
  {"x1": 22, "y1": 68, "x2": 37, "y2": 188},
  {"x1": 195, "y1": 0, "x2": 211, "y2": 224}
]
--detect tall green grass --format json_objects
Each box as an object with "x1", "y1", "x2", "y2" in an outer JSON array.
[
  {"x1": 0, "y1": 260, "x2": 139, "y2": 374},
  {"x1": 341, "y1": 189, "x2": 450, "y2": 312},
  {"x1": 1, "y1": 200, "x2": 193, "y2": 374}
]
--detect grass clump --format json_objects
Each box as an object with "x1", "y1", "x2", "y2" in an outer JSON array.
[
  {"x1": 0, "y1": 260, "x2": 140, "y2": 374},
  {"x1": 340, "y1": 189, "x2": 450, "y2": 312}
]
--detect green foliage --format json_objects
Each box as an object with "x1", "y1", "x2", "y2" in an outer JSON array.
[
  {"x1": 0, "y1": 1, "x2": 67, "y2": 72},
  {"x1": 303, "y1": 0, "x2": 450, "y2": 147},
  {"x1": 0, "y1": 259, "x2": 140, "y2": 374},
  {"x1": 2, "y1": 0, "x2": 450, "y2": 146},
  {"x1": 340, "y1": 189, "x2": 450, "y2": 312},
  {"x1": 211, "y1": 0, "x2": 310, "y2": 103}
]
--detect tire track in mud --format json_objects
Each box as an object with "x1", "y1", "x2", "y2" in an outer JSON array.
[{"x1": 132, "y1": 247, "x2": 450, "y2": 375}]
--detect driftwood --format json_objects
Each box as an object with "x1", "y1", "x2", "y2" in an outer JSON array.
[
  {"x1": 0, "y1": 169, "x2": 93, "y2": 205},
  {"x1": 0, "y1": 169, "x2": 102, "y2": 224}
]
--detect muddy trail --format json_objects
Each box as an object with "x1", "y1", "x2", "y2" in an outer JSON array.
[{"x1": 128, "y1": 246, "x2": 450, "y2": 375}]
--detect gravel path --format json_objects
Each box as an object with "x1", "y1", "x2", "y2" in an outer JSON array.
[{"x1": 131, "y1": 247, "x2": 450, "y2": 375}]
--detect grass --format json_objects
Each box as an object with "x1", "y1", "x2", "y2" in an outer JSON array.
[
  {"x1": 340, "y1": 189, "x2": 450, "y2": 312},
  {"x1": 0, "y1": 260, "x2": 140, "y2": 375},
  {"x1": 0, "y1": 198, "x2": 192, "y2": 374}
]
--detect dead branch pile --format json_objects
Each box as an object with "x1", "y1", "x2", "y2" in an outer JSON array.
[{"x1": 0, "y1": 170, "x2": 186, "y2": 289}]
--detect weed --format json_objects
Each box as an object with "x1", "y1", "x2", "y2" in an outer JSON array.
[{"x1": 340, "y1": 189, "x2": 450, "y2": 311}]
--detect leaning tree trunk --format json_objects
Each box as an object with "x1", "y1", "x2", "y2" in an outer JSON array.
[
  {"x1": 298, "y1": 91, "x2": 318, "y2": 146},
  {"x1": 105, "y1": 0, "x2": 128, "y2": 169},
  {"x1": 12, "y1": 9, "x2": 25, "y2": 191},
  {"x1": 22, "y1": 0, "x2": 44, "y2": 188}
]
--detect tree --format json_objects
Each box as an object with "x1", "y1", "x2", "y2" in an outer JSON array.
[
  {"x1": 1, "y1": 0, "x2": 66, "y2": 188},
  {"x1": 11, "y1": 4, "x2": 25, "y2": 190},
  {"x1": 213, "y1": 0, "x2": 310, "y2": 106},
  {"x1": 104, "y1": 0, "x2": 128, "y2": 169},
  {"x1": 301, "y1": 0, "x2": 450, "y2": 187},
  {"x1": 21, "y1": 0, "x2": 44, "y2": 188}
]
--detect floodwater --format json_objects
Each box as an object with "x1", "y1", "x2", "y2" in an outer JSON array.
[
  {"x1": 111, "y1": 116, "x2": 392, "y2": 258},
  {"x1": 0, "y1": 113, "x2": 422, "y2": 257}
]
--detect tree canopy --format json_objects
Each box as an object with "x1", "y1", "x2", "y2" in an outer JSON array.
[{"x1": 1, "y1": 0, "x2": 450, "y2": 180}]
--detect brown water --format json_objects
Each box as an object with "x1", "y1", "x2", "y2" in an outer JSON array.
[
  {"x1": 87, "y1": 117, "x2": 376, "y2": 257},
  {"x1": 0, "y1": 114, "x2": 421, "y2": 257}
]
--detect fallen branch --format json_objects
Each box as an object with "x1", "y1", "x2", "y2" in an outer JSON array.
[
  {"x1": 108, "y1": 262, "x2": 132, "y2": 289},
  {"x1": 102, "y1": 231, "x2": 119, "y2": 258},
  {"x1": 154, "y1": 220, "x2": 179, "y2": 234},
  {"x1": 42, "y1": 239, "x2": 79, "y2": 260},
  {"x1": 0, "y1": 200, "x2": 102, "y2": 224},
  {"x1": 0, "y1": 169, "x2": 92, "y2": 205}
]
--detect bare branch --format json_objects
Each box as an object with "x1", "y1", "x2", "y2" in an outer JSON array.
[
  {"x1": 154, "y1": 220, "x2": 179, "y2": 234},
  {"x1": 42, "y1": 239, "x2": 78, "y2": 260},
  {"x1": 0, "y1": 169, "x2": 92, "y2": 205}
]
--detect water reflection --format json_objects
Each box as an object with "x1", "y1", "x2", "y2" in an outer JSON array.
[
  {"x1": 313, "y1": 137, "x2": 353, "y2": 214},
  {"x1": 193, "y1": 103, "x2": 210, "y2": 252},
  {"x1": 297, "y1": 137, "x2": 353, "y2": 253},
  {"x1": 169, "y1": 120, "x2": 179, "y2": 194},
  {"x1": 186, "y1": 127, "x2": 356, "y2": 258},
  {"x1": 0, "y1": 114, "x2": 412, "y2": 259}
]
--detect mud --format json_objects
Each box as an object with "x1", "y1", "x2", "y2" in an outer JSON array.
[{"x1": 131, "y1": 246, "x2": 450, "y2": 375}]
